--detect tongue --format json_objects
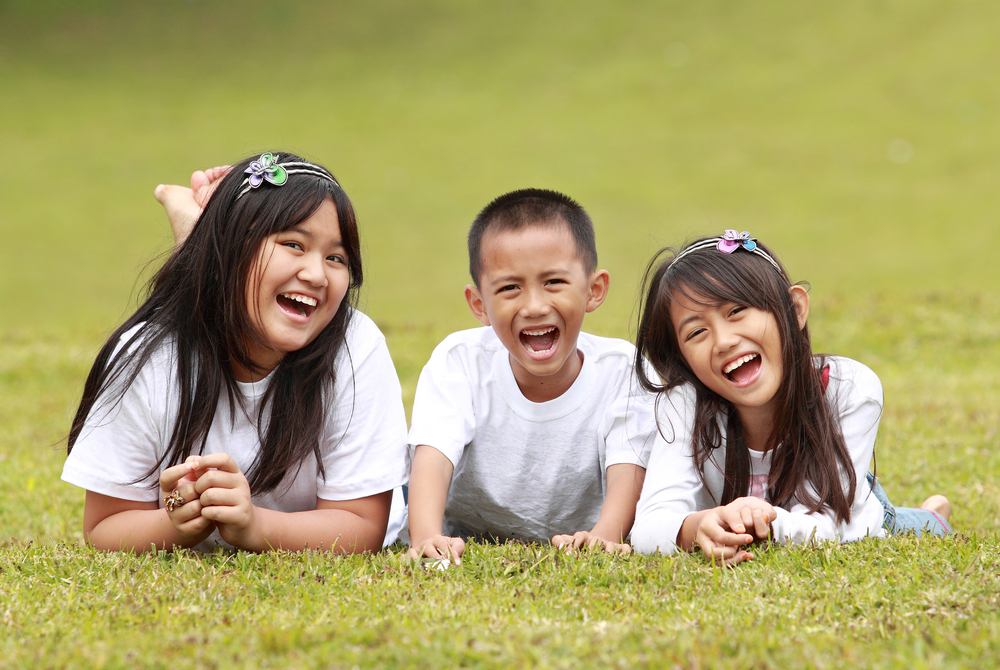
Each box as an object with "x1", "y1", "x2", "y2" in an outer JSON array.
[
  {"x1": 730, "y1": 356, "x2": 760, "y2": 384},
  {"x1": 278, "y1": 295, "x2": 307, "y2": 317},
  {"x1": 523, "y1": 330, "x2": 557, "y2": 352}
]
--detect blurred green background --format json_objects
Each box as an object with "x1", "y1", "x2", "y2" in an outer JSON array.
[
  {"x1": 1, "y1": 0, "x2": 999, "y2": 543},
  {"x1": 3, "y1": 0, "x2": 998, "y2": 339}
]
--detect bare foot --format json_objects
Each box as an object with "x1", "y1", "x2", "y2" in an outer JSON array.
[
  {"x1": 191, "y1": 165, "x2": 231, "y2": 208},
  {"x1": 920, "y1": 494, "x2": 952, "y2": 521},
  {"x1": 154, "y1": 166, "x2": 232, "y2": 247}
]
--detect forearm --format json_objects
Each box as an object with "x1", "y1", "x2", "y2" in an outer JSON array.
[
  {"x1": 244, "y1": 505, "x2": 388, "y2": 554},
  {"x1": 88, "y1": 508, "x2": 208, "y2": 553},
  {"x1": 676, "y1": 510, "x2": 708, "y2": 552},
  {"x1": 588, "y1": 464, "x2": 646, "y2": 542},
  {"x1": 407, "y1": 445, "x2": 454, "y2": 544}
]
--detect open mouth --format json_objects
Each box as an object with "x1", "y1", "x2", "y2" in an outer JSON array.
[
  {"x1": 519, "y1": 326, "x2": 559, "y2": 356},
  {"x1": 723, "y1": 353, "x2": 761, "y2": 385},
  {"x1": 277, "y1": 292, "x2": 318, "y2": 319}
]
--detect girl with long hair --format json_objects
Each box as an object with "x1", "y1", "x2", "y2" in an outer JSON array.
[
  {"x1": 629, "y1": 231, "x2": 950, "y2": 565},
  {"x1": 64, "y1": 152, "x2": 408, "y2": 553}
]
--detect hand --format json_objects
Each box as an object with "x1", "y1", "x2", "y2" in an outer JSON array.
[
  {"x1": 154, "y1": 166, "x2": 231, "y2": 245},
  {"x1": 408, "y1": 534, "x2": 466, "y2": 565},
  {"x1": 552, "y1": 531, "x2": 632, "y2": 554},
  {"x1": 192, "y1": 453, "x2": 260, "y2": 550},
  {"x1": 688, "y1": 507, "x2": 756, "y2": 567},
  {"x1": 159, "y1": 456, "x2": 216, "y2": 544},
  {"x1": 721, "y1": 496, "x2": 776, "y2": 541}
]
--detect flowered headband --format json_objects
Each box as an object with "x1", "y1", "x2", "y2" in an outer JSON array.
[
  {"x1": 671, "y1": 230, "x2": 783, "y2": 273},
  {"x1": 235, "y1": 153, "x2": 340, "y2": 200}
]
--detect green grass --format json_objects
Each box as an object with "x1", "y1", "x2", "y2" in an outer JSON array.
[{"x1": 2, "y1": 0, "x2": 1000, "y2": 667}]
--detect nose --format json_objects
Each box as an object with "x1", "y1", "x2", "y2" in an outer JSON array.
[
  {"x1": 297, "y1": 252, "x2": 329, "y2": 288},
  {"x1": 713, "y1": 322, "x2": 740, "y2": 354},
  {"x1": 519, "y1": 286, "x2": 552, "y2": 318}
]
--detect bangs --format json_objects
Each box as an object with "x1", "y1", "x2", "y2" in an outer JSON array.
[{"x1": 663, "y1": 244, "x2": 788, "y2": 314}]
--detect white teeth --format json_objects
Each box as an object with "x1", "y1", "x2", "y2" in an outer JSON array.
[
  {"x1": 724, "y1": 354, "x2": 758, "y2": 374},
  {"x1": 522, "y1": 327, "x2": 556, "y2": 336},
  {"x1": 282, "y1": 293, "x2": 317, "y2": 307}
]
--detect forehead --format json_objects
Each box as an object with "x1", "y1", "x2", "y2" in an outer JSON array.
[{"x1": 480, "y1": 219, "x2": 585, "y2": 277}]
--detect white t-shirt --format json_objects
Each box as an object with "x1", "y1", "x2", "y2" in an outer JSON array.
[
  {"x1": 631, "y1": 356, "x2": 886, "y2": 555},
  {"x1": 407, "y1": 327, "x2": 657, "y2": 543},
  {"x1": 62, "y1": 310, "x2": 410, "y2": 552}
]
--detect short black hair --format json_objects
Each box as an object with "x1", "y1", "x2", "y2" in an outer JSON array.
[{"x1": 467, "y1": 188, "x2": 598, "y2": 286}]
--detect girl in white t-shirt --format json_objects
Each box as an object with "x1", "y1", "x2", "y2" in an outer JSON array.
[
  {"x1": 629, "y1": 231, "x2": 951, "y2": 565},
  {"x1": 64, "y1": 152, "x2": 408, "y2": 553}
]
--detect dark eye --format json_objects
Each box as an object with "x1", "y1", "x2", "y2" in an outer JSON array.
[
  {"x1": 498, "y1": 284, "x2": 518, "y2": 293},
  {"x1": 327, "y1": 254, "x2": 346, "y2": 264},
  {"x1": 684, "y1": 327, "x2": 705, "y2": 342},
  {"x1": 282, "y1": 241, "x2": 303, "y2": 251},
  {"x1": 545, "y1": 278, "x2": 566, "y2": 286},
  {"x1": 729, "y1": 305, "x2": 747, "y2": 317}
]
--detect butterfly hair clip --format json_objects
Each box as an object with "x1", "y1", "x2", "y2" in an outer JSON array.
[
  {"x1": 717, "y1": 230, "x2": 758, "y2": 254},
  {"x1": 244, "y1": 153, "x2": 289, "y2": 189}
]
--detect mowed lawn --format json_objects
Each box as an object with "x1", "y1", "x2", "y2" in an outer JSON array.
[{"x1": 1, "y1": 1, "x2": 999, "y2": 667}]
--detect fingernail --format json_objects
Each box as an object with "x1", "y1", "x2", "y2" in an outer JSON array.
[{"x1": 736, "y1": 526, "x2": 745, "y2": 532}]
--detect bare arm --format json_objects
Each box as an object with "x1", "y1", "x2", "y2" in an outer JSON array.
[
  {"x1": 191, "y1": 453, "x2": 390, "y2": 553},
  {"x1": 406, "y1": 445, "x2": 465, "y2": 562},
  {"x1": 232, "y1": 492, "x2": 392, "y2": 553},
  {"x1": 552, "y1": 463, "x2": 645, "y2": 553}
]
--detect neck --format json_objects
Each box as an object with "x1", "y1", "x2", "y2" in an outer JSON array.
[
  {"x1": 510, "y1": 349, "x2": 584, "y2": 403},
  {"x1": 737, "y1": 405, "x2": 776, "y2": 452}
]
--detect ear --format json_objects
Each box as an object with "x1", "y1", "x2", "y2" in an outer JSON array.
[
  {"x1": 585, "y1": 269, "x2": 611, "y2": 313},
  {"x1": 464, "y1": 284, "x2": 491, "y2": 326},
  {"x1": 789, "y1": 284, "x2": 810, "y2": 330}
]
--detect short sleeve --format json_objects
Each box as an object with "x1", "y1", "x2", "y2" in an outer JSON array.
[
  {"x1": 315, "y1": 316, "x2": 410, "y2": 501},
  {"x1": 61, "y1": 345, "x2": 174, "y2": 502},
  {"x1": 603, "y1": 358, "x2": 658, "y2": 469},
  {"x1": 407, "y1": 337, "x2": 478, "y2": 467},
  {"x1": 630, "y1": 385, "x2": 705, "y2": 555}
]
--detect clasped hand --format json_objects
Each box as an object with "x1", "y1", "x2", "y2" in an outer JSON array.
[{"x1": 159, "y1": 453, "x2": 258, "y2": 549}]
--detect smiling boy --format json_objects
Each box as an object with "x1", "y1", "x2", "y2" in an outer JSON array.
[{"x1": 406, "y1": 189, "x2": 657, "y2": 562}]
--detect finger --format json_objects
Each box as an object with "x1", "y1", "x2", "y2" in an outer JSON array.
[
  {"x1": 191, "y1": 452, "x2": 240, "y2": 473},
  {"x1": 702, "y1": 522, "x2": 753, "y2": 547},
  {"x1": 551, "y1": 534, "x2": 573, "y2": 551},
  {"x1": 603, "y1": 540, "x2": 632, "y2": 554},
  {"x1": 739, "y1": 506, "x2": 756, "y2": 534},
  {"x1": 159, "y1": 462, "x2": 196, "y2": 493},
  {"x1": 167, "y1": 497, "x2": 204, "y2": 524},
  {"x1": 751, "y1": 508, "x2": 771, "y2": 539},
  {"x1": 199, "y1": 484, "x2": 250, "y2": 509},
  {"x1": 194, "y1": 468, "x2": 247, "y2": 496},
  {"x1": 720, "y1": 507, "x2": 748, "y2": 534},
  {"x1": 445, "y1": 537, "x2": 466, "y2": 564},
  {"x1": 726, "y1": 550, "x2": 754, "y2": 567},
  {"x1": 412, "y1": 542, "x2": 442, "y2": 560}
]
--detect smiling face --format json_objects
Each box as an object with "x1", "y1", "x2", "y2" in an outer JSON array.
[
  {"x1": 669, "y1": 289, "x2": 785, "y2": 434},
  {"x1": 465, "y1": 221, "x2": 609, "y2": 402},
  {"x1": 667, "y1": 283, "x2": 810, "y2": 444},
  {"x1": 242, "y1": 198, "x2": 350, "y2": 381}
]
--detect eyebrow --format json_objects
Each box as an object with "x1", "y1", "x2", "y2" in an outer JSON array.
[
  {"x1": 286, "y1": 226, "x2": 345, "y2": 249},
  {"x1": 488, "y1": 268, "x2": 571, "y2": 285},
  {"x1": 675, "y1": 314, "x2": 702, "y2": 332}
]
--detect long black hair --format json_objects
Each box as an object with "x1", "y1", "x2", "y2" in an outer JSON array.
[
  {"x1": 68, "y1": 152, "x2": 363, "y2": 495},
  {"x1": 634, "y1": 238, "x2": 857, "y2": 524}
]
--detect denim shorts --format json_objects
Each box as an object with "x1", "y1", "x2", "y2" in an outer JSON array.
[{"x1": 867, "y1": 473, "x2": 950, "y2": 537}]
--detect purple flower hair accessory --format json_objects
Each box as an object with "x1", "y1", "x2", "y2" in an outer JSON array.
[
  {"x1": 244, "y1": 153, "x2": 288, "y2": 189},
  {"x1": 717, "y1": 229, "x2": 758, "y2": 254}
]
